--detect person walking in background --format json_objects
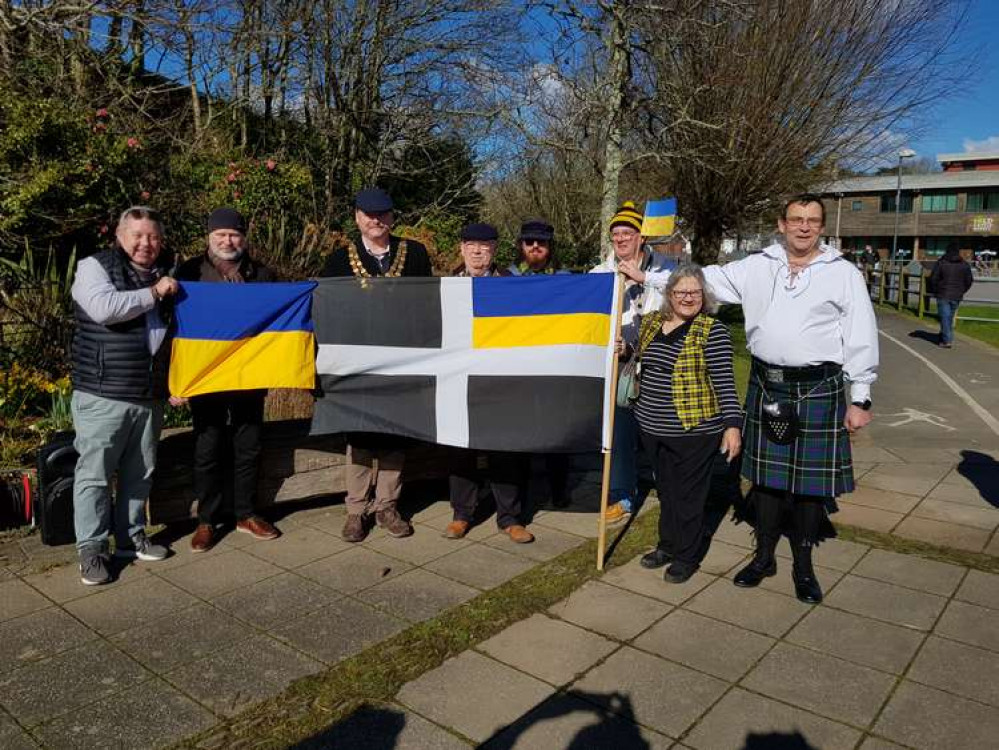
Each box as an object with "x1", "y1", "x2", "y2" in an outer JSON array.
[
  {"x1": 929, "y1": 241, "x2": 973, "y2": 349},
  {"x1": 632, "y1": 265, "x2": 742, "y2": 583},
  {"x1": 70, "y1": 206, "x2": 178, "y2": 585},
  {"x1": 590, "y1": 201, "x2": 676, "y2": 525},
  {"x1": 175, "y1": 207, "x2": 281, "y2": 553}
]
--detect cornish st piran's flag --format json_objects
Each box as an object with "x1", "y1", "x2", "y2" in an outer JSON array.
[{"x1": 310, "y1": 275, "x2": 619, "y2": 452}]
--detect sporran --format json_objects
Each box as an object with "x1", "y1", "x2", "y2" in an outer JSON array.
[{"x1": 761, "y1": 398, "x2": 800, "y2": 445}]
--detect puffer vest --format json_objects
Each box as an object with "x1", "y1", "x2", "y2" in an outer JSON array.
[{"x1": 71, "y1": 248, "x2": 171, "y2": 400}]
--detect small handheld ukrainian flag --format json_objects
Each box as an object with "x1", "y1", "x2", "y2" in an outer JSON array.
[
  {"x1": 169, "y1": 281, "x2": 317, "y2": 398},
  {"x1": 641, "y1": 198, "x2": 677, "y2": 237}
]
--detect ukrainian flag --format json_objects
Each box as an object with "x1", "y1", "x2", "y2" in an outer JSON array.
[
  {"x1": 169, "y1": 281, "x2": 317, "y2": 398},
  {"x1": 641, "y1": 198, "x2": 677, "y2": 237},
  {"x1": 471, "y1": 275, "x2": 613, "y2": 348}
]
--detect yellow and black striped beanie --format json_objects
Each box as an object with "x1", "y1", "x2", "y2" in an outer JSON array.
[{"x1": 610, "y1": 201, "x2": 643, "y2": 233}]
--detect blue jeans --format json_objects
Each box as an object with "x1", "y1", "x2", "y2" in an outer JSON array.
[
  {"x1": 72, "y1": 391, "x2": 163, "y2": 552},
  {"x1": 610, "y1": 406, "x2": 639, "y2": 507},
  {"x1": 937, "y1": 298, "x2": 959, "y2": 344}
]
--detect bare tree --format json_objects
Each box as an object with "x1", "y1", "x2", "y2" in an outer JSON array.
[{"x1": 635, "y1": 0, "x2": 971, "y2": 263}]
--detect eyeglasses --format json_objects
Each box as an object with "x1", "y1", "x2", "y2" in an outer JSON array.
[
  {"x1": 784, "y1": 217, "x2": 823, "y2": 228},
  {"x1": 671, "y1": 290, "x2": 703, "y2": 299},
  {"x1": 522, "y1": 239, "x2": 549, "y2": 247}
]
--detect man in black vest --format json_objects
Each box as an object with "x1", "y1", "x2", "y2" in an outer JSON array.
[
  {"x1": 175, "y1": 208, "x2": 281, "y2": 552},
  {"x1": 319, "y1": 188, "x2": 432, "y2": 541},
  {"x1": 70, "y1": 205, "x2": 179, "y2": 586}
]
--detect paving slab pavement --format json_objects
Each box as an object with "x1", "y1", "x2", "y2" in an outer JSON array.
[
  {"x1": 394, "y1": 518, "x2": 999, "y2": 750},
  {"x1": 0, "y1": 467, "x2": 607, "y2": 749}
]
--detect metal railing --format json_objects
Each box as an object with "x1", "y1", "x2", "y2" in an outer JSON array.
[{"x1": 864, "y1": 264, "x2": 999, "y2": 323}]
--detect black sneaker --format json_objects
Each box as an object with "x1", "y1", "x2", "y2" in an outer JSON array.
[
  {"x1": 664, "y1": 563, "x2": 698, "y2": 584},
  {"x1": 115, "y1": 531, "x2": 169, "y2": 562},
  {"x1": 80, "y1": 549, "x2": 112, "y2": 586},
  {"x1": 640, "y1": 549, "x2": 673, "y2": 569}
]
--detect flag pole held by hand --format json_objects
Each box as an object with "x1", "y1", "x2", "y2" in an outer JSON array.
[{"x1": 596, "y1": 274, "x2": 626, "y2": 571}]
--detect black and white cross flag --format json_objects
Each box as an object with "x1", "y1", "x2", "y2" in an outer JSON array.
[{"x1": 309, "y1": 275, "x2": 619, "y2": 453}]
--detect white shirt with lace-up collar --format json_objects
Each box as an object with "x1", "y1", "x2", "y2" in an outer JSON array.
[{"x1": 644, "y1": 243, "x2": 879, "y2": 402}]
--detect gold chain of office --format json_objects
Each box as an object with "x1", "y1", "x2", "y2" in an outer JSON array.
[{"x1": 348, "y1": 240, "x2": 408, "y2": 278}]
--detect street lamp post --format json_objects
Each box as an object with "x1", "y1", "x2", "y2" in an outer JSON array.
[{"x1": 891, "y1": 148, "x2": 917, "y2": 265}]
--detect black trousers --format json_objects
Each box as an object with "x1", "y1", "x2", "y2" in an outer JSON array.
[
  {"x1": 191, "y1": 390, "x2": 266, "y2": 524},
  {"x1": 544, "y1": 453, "x2": 570, "y2": 505},
  {"x1": 641, "y1": 430, "x2": 721, "y2": 568},
  {"x1": 449, "y1": 450, "x2": 524, "y2": 530}
]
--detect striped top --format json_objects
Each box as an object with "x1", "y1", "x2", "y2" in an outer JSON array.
[{"x1": 634, "y1": 320, "x2": 743, "y2": 437}]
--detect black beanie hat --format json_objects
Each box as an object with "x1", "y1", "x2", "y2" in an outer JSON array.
[{"x1": 207, "y1": 207, "x2": 247, "y2": 234}]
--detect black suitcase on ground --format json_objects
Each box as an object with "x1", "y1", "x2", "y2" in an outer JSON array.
[{"x1": 35, "y1": 433, "x2": 78, "y2": 546}]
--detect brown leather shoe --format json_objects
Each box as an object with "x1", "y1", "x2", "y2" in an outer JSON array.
[
  {"x1": 191, "y1": 524, "x2": 215, "y2": 553},
  {"x1": 236, "y1": 516, "x2": 280, "y2": 541},
  {"x1": 342, "y1": 514, "x2": 368, "y2": 543},
  {"x1": 376, "y1": 508, "x2": 414, "y2": 538},
  {"x1": 504, "y1": 524, "x2": 535, "y2": 544},
  {"x1": 443, "y1": 520, "x2": 470, "y2": 539}
]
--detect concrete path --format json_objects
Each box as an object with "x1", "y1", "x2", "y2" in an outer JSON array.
[
  {"x1": 381, "y1": 527, "x2": 999, "y2": 750},
  {"x1": 0, "y1": 472, "x2": 606, "y2": 750},
  {"x1": 838, "y1": 310, "x2": 999, "y2": 555}
]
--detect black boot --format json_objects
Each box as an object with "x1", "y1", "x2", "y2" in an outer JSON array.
[
  {"x1": 791, "y1": 541, "x2": 823, "y2": 603},
  {"x1": 733, "y1": 534, "x2": 778, "y2": 587},
  {"x1": 790, "y1": 497, "x2": 824, "y2": 603},
  {"x1": 734, "y1": 486, "x2": 782, "y2": 588}
]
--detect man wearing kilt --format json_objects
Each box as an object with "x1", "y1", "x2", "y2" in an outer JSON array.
[{"x1": 623, "y1": 194, "x2": 878, "y2": 603}]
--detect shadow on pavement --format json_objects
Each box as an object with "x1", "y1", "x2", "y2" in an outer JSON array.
[
  {"x1": 957, "y1": 450, "x2": 999, "y2": 508},
  {"x1": 907, "y1": 329, "x2": 940, "y2": 345},
  {"x1": 482, "y1": 690, "x2": 652, "y2": 749},
  {"x1": 290, "y1": 704, "x2": 405, "y2": 749},
  {"x1": 741, "y1": 730, "x2": 818, "y2": 749}
]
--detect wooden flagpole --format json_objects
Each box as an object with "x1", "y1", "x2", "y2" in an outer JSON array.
[{"x1": 597, "y1": 274, "x2": 626, "y2": 571}]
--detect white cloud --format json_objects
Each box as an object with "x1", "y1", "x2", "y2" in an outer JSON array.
[{"x1": 962, "y1": 135, "x2": 999, "y2": 153}]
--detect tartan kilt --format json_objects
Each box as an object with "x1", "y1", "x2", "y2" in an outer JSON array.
[{"x1": 741, "y1": 371, "x2": 854, "y2": 498}]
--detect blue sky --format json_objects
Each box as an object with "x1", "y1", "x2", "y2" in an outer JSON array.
[{"x1": 908, "y1": 0, "x2": 999, "y2": 158}]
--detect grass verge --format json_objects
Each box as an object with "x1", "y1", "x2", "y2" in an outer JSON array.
[
  {"x1": 836, "y1": 522, "x2": 999, "y2": 575},
  {"x1": 879, "y1": 301, "x2": 999, "y2": 349},
  {"x1": 174, "y1": 513, "x2": 658, "y2": 749}
]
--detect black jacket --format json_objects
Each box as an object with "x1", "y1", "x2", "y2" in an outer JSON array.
[
  {"x1": 929, "y1": 256, "x2": 973, "y2": 301},
  {"x1": 71, "y1": 248, "x2": 172, "y2": 401},
  {"x1": 320, "y1": 236, "x2": 433, "y2": 278},
  {"x1": 175, "y1": 252, "x2": 276, "y2": 283}
]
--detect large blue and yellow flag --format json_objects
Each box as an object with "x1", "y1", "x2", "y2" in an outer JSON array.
[
  {"x1": 169, "y1": 281, "x2": 317, "y2": 398},
  {"x1": 311, "y1": 275, "x2": 619, "y2": 453}
]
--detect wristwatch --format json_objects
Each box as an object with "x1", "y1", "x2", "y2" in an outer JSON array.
[{"x1": 851, "y1": 399, "x2": 872, "y2": 411}]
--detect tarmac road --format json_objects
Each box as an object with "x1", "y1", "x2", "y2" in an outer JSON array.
[{"x1": 868, "y1": 310, "x2": 999, "y2": 457}]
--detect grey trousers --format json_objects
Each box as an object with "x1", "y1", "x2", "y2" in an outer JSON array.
[{"x1": 71, "y1": 391, "x2": 163, "y2": 551}]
